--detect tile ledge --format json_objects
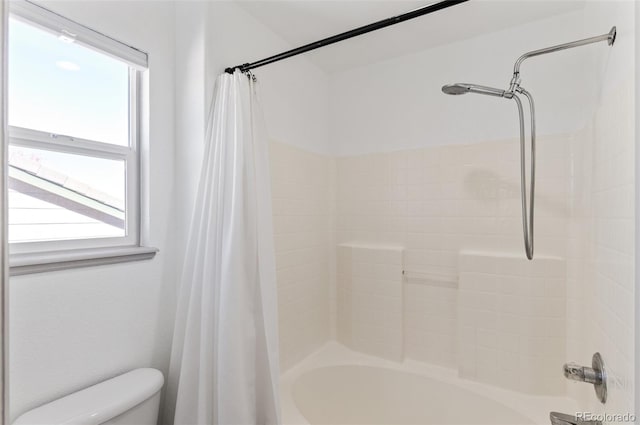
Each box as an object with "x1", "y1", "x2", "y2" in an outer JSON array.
[
  {"x1": 338, "y1": 242, "x2": 405, "y2": 251},
  {"x1": 458, "y1": 250, "x2": 564, "y2": 261}
]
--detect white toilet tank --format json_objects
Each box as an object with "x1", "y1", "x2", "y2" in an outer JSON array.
[{"x1": 13, "y1": 368, "x2": 164, "y2": 425}]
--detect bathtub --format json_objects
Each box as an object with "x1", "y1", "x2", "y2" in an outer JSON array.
[{"x1": 281, "y1": 342, "x2": 578, "y2": 425}]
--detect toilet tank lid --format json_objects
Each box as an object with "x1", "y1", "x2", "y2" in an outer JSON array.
[{"x1": 13, "y1": 368, "x2": 164, "y2": 425}]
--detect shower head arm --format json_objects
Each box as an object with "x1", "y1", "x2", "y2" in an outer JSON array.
[{"x1": 509, "y1": 26, "x2": 616, "y2": 91}]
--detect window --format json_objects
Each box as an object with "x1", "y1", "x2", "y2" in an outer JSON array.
[{"x1": 8, "y1": 1, "x2": 155, "y2": 271}]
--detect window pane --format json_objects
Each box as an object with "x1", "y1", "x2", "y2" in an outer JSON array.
[
  {"x1": 8, "y1": 146, "x2": 126, "y2": 243},
  {"x1": 8, "y1": 17, "x2": 129, "y2": 146}
]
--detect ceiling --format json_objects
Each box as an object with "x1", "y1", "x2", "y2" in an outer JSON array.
[{"x1": 234, "y1": 0, "x2": 586, "y2": 73}]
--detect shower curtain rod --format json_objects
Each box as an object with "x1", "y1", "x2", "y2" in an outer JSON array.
[{"x1": 224, "y1": 0, "x2": 469, "y2": 74}]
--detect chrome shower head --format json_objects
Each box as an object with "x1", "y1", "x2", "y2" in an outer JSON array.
[
  {"x1": 442, "y1": 83, "x2": 506, "y2": 98},
  {"x1": 442, "y1": 83, "x2": 471, "y2": 95}
]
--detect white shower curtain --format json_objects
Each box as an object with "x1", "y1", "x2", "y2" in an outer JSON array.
[{"x1": 167, "y1": 70, "x2": 280, "y2": 425}]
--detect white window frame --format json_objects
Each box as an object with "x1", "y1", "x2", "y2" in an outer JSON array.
[{"x1": 7, "y1": 0, "x2": 156, "y2": 274}]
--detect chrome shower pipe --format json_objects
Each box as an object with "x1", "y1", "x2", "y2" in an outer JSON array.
[
  {"x1": 441, "y1": 83, "x2": 537, "y2": 259},
  {"x1": 513, "y1": 88, "x2": 536, "y2": 260},
  {"x1": 442, "y1": 27, "x2": 615, "y2": 260},
  {"x1": 509, "y1": 26, "x2": 616, "y2": 91}
]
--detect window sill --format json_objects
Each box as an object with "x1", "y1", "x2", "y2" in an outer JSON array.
[{"x1": 9, "y1": 246, "x2": 158, "y2": 276}]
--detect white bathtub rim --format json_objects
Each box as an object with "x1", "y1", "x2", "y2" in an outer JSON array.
[{"x1": 280, "y1": 341, "x2": 578, "y2": 425}]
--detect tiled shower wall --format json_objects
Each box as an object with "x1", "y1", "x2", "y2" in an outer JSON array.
[
  {"x1": 335, "y1": 136, "x2": 573, "y2": 369},
  {"x1": 272, "y1": 101, "x2": 634, "y2": 407},
  {"x1": 404, "y1": 280, "x2": 457, "y2": 367},
  {"x1": 336, "y1": 244, "x2": 404, "y2": 361},
  {"x1": 335, "y1": 136, "x2": 572, "y2": 275},
  {"x1": 567, "y1": 78, "x2": 635, "y2": 415},
  {"x1": 270, "y1": 142, "x2": 335, "y2": 370},
  {"x1": 458, "y1": 252, "x2": 566, "y2": 395},
  {"x1": 271, "y1": 136, "x2": 574, "y2": 371}
]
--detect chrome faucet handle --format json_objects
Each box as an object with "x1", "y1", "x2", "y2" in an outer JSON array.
[
  {"x1": 562, "y1": 353, "x2": 607, "y2": 403},
  {"x1": 563, "y1": 362, "x2": 602, "y2": 384},
  {"x1": 550, "y1": 412, "x2": 602, "y2": 425}
]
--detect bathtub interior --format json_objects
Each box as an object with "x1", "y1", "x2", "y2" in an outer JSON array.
[
  {"x1": 294, "y1": 366, "x2": 533, "y2": 425},
  {"x1": 281, "y1": 342, "x2": 579, "y2": 425}
]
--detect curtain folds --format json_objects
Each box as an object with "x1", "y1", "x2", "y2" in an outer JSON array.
[{"x1": 167, "y1": 70, "x2": 280, "y2": 425}]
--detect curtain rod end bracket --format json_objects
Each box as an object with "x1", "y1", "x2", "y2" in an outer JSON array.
[
  {"x1": 608, "y1": 26, "x2": 616, "y2": 46},
  {"x1": 225, "y1": 63, "x2": 252, "y2": 74}
]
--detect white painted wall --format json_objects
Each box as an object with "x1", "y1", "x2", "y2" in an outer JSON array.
[
  {"x1": 173, "y1": 0, "x2": 207, "y2": 269},
  {"x1": 206, "y1": 2, "x2": 330, "y2": 156},
  {"x1": 8, "y1": 1, "x2": 177, "y2": 421},
  {"x1": 174, "y1": 0, "x2": 333, "y2": 290},
  {"x1": 635, "y1": 1, "x2": 640, "y2": 420},
  {"x1": 0, "y1": 4, "x2": 7, "y2": 423},
  {"x1": 329, "y1": 9, "x2": 606, "y2": 156}
]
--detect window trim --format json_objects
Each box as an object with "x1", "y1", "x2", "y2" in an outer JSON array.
[
  {"x1": 9, "y1": 0, "x2": 147, "y2": 69},
  {"x1": 7, "y1": 2, "x2": 156, "y2": 272},
  {"x1": 9, "y1": 246, "x2": 158, "y2": 276}
]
